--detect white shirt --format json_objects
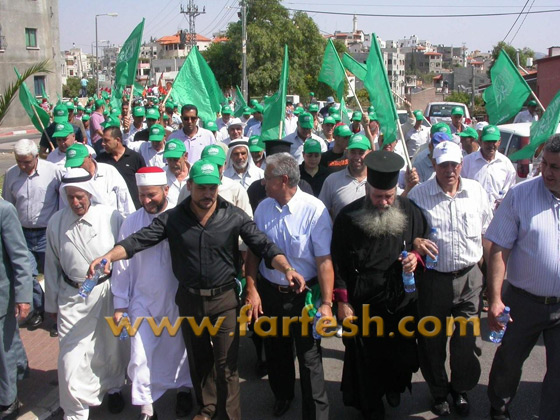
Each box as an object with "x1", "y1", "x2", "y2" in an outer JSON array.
[
  {"x1": 165, "y1": 167, "x2": 188, "y2": 208},
  {"x1": 407, "y1": 177, "x2": 492, "y2": 273},
  {"x1": 2, "y1": 159, "x2": 62, "y2": 228},
  {"x1": 123, "y1": 122, "x2": 147, "y2": 145},
  {"x1": 513, "y1": 109, "x2": 538, "y2": 124},
  {"x1": 282, "y1": 131, "x2": 326, "y2": 164},
  {"x1": 167, "y1": 127, "x2": 216, "y2": 165},
  {"x1": 46, "y1": 145, "x2": 96, "y2": 168},
  {"x1": 284, "y1": 116, "x2": 298, "y2": 136},
  {"x1": 247, "y1": 121, "x2": 261, "y2": 137},
  {"x1": 405, "y1": 125, "x2": 431, "y2": 158},
  {"x1": 318, "y1": 168, "x2": 367, "y2": 219},
  {"x1": 129, "y1": 141, "x2": 166, "y2": 168},
  {"x1": 216, "y1": 126, "x2": 229, "y2": 142},
  {"x1": 224, "y1": 164, "x2": 264, "y2": 190},
  {"x1": 461, "y1": 150, "x2": 516, "y2": 205},
  {"x1": 254, "y1": 188, "x2": 332, "y2": 285}
]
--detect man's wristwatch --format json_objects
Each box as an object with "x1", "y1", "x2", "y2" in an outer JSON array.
[
  {"x1": 285, "y1": 267, "x2": 296, "y2": 274},
  {"x1": 321, "y1": 301, "x2": 333, "y2": 308}
]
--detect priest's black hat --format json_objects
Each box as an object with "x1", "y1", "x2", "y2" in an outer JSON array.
[
  {"x1": 364, "y1": 151, "x2": 405, "y2": 190},
  {"x1": 264, "y1": 140, "x2": 291, "y2": 156}
]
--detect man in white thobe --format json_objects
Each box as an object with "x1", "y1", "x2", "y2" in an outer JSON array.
[
  {"x1": 223, "y1": 139, "x2": 264, "y2": 190},
  {"x1": 44, "y1": 168, "x2": 128, "y2": 420},
  {"x1": 112, "y1": 167, "x2": 193, "y2": 420}
]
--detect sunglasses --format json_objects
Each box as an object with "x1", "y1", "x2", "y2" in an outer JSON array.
[{"x1": 182, "y1": 116, "x2": 198, "y2": 121}]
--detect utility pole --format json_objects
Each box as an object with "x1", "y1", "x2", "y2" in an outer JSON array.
[
  {"x1": 241, "y1": 0, "x2": 248, "y2": 101},
  {"x1": 180, "y1": 0, "x2": 206, "y2": 52},
  {"x1": 471, "y1": 64, "x2": 476, "y2": 115}
]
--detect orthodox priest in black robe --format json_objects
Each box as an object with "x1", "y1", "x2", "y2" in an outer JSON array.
[{"x1": 331, "y1": 151, "x2": 429, "y2": 420}]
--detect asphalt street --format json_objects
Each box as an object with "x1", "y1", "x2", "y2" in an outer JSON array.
[{"x1": 0, "y1": 133, "x2": 41, "y2": 174}]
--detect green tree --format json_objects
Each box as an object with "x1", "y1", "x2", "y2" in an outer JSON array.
[
  {"x1": 491, "y1": 41, "x2": 534, "y2": 68},
  {"x1": 202, "y1": 0, "x2": 345, "y2": 99},
  {"x1": 62, "y1": 77, "x2": 95, "y2": 98},
  {"x1": 444, "y1": 91, "x2": 471, "y2": 106}
]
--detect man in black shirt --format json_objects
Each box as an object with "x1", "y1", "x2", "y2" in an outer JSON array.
[
  {"x1": 89, "y1": 159, "x2": 304, "y2": 420},
  {"x1": 133, "y1": 107, "x2": 161, "y2": 142},
  {"x1": 299, "y1": 139, "x2": 329, "y2": 197},
  {"x1": 96, "y1": 125, "x2": 146, "y2": 209},
  {"x1": 320, "y1": 124, "x2": 351, "y2": 173}
]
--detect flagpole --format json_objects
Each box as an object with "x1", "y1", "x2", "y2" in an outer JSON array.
[
  {"x1": 392, "y1": 89, "x2": 432, "y2": 127},
  {"x1": 278, "y1": 119, "x2": 284, "y2": 140},
  {"x1": 396, "y1": 120, "x2": 412, "y2": 170},
  {"x1": 32, "y1": 105, "x2": 54, "y2": 152},
  {"x1": 162, "y1": 87, "x2": 173, "y2": 107},
  {"x1": 344, "y1": 72, "x2": 363, "y2": 114},
  {"x1": 530, "y1": 91, "x2": 546, "y2": 112}
]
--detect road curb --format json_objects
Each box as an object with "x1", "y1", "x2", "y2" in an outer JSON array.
[
  {"x1": 0, "y1": 128, "x2": 39, "y2": 138},
  {"x1": 18, "y1": 388, "x2": 60, "y2": 420}
]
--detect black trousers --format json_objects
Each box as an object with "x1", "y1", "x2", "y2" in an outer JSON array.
[
  {"x1": 177, "y1": 288, "x2": 240, "y2": 420},
  {"x1": 259, "y1": 280, "x2": 329, "y2": 420}
]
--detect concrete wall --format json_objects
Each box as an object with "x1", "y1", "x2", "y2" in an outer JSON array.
[
  {"x1": 0, "y1": 0, "x2": 61, "y2": 129},
  {"x1": 536, "y1": 55, "x2": 560, "y2": 108}
]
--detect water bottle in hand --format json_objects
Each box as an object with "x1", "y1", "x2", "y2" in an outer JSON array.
[
  {"x1": 312, "y1": 312, "x2": 323, "y2": 340},
  {"x1": 78, "y1": 258, "x2": 108, "y2": 298},
  {"x1": 494, "y1": 190, "x2": 505, "y2": 211},
  {"x1": 489, "y1": 306, "x2": 511, "y2": 343},
  {"x1": 401, "y1": 251, "x2": 416, "y2": 293},
  {"x1": 426, "y1": 228, "x2": 438, "y2": 269},
  {"x1": 119, "y1": 312, "x2": 130, "y2": 340}
]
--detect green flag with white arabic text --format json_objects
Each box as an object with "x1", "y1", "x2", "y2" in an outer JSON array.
[
  {"x1": 115, "y1": 19, "x2": 144, "y2": 88},
  {"x1": 483, "y1": 50, "x2": 532, "y2": 125},
  {"x1": 261, "y1": 45, "x2": 289, "y2": 141},
  {"x1": 318, "y1": 39, "x2": 346, "y2": 101},
  {"x1": 234, "y1": 85, "x2": 247, "y2": 118}
]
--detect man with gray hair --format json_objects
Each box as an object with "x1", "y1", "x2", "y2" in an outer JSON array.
[
  {"x1": 2, "y1": 138, "x2": 62, "y2": 331},
  {"x1": 245, "y1": 152, "x2": 334, "y2": 419},
  {"x1": 485, "y1": 134, "x2": 560, "y2": 420}
]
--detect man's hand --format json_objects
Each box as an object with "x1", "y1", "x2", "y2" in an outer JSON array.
[
  {"x1": 123, "y1": 116, "x2": 130, "y2": 132},
  {"x1": 405, "y1": 167, "x2": 420, "y2": 191},
  {"x1": 413, "y1": 237, "x2": 438, "y2": 259},
  {"x1": 88, "y1": 256, "x2": 111, "y2": 277},
  {"x1": 488, "y1": 299, "x2": 512, "y2": 332},
  {"x1": 113, "y1": 308, "x2": 128, "y2": 324},
  {"x1": 337, "y1": 302, "x2": 354, "y2": 321},
  {"x1": 244, "y1": 287, "x2": 262, "y2": 324},
  {"x1": 15, "y1": 303, "x2": 31, "y2": 320},
  {"x1": 286, "y1": 270, "x2": 306, "y2": 293},
  {"x1": 400, "y1": 252, "x2": 417, "y2": 274}
]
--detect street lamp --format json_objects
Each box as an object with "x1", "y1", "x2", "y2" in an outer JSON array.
[{"x1": 95, "y1": 12, "x2": 118, "y2": 96}]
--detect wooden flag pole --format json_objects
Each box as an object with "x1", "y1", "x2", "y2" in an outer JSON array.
[
  {"x1": 392, "y1": 89, "x2": 432, "y2": 127},
  {"x1": 344, "y1": 71, "x2": 364, "y2": 114},
  {"x1": 162, "y1": 87, "x2": 173, "y2": 108},
  {"x1": 278, "y1": 119, "x2": 284, "y2": 140},
  {"x1": 530, "y1": 91, "x2": 546, "y2": 112},
  {"x1": 396, "y1": 120, "x2": 412, "y2": 170},
  {"x1": 31, "y1": 105, "x2": 54, "y2": 152}
]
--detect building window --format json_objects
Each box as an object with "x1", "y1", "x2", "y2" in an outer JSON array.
[
  {"x1": 165, "y1": 66, "x2": 171, "y2": 72},
  {"x1": 154, "y1": 67, "x2": 160, "y2": 73},
  {"x1": 25, "y1": 28, "x2": 37, "y2": 48},
  {"x1": 34, "y1": 76, "x2": 45, "y2": 97}
]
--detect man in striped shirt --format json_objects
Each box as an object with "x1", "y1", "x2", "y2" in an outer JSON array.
[
  {"x1": 408, "y1": 141, "x2": 492, "y2": 417},
  {"x1": 485, "y1": 135, "x2": 560, "y2": 420}
]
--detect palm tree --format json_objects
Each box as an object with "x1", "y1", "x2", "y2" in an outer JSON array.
[{"x1": 0, "y1": 60, "x2": 52, "y2": 125}]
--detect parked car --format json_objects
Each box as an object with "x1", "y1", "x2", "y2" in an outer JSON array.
[{"x1": 424, "y1": 102, "x2": 471, "y2": 125}]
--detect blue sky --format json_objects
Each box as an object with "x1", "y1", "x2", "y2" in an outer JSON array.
[{"x1": 60, "y1": 0, "x2": 559, "y2": 55}]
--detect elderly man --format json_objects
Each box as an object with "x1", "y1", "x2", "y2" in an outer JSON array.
[
  {"x1": 112, "y1": 167, "x2": 192, "y2": 420},
  {"x1": 283, "y1": 113, "x2": 326, "y2": 164},
  {"x1": 63, "y1": 143, "x2": 136, "y2": 217},
  {"x1": 164, "y1": 140, "x2": 190, "y2": 207},
  {"x1": 47, "y1": 122, "x2": 96, "y2": 168},
  {"x1": 245, "y1": 152, "x2": 333, "y2": 419},
  {"x1": 319, "y1": 134, "x2": 372, "y2": 219},
  {"x1": 408, "y1": 141, "x2": 492, "y2": 416},
  {"x1": 485, "y1": 135, "x2": 560, "y2": 420},
  {"x1": 332, "y1": 151, "x2": 428, "y2": 419},
  {"x1": 45, "y1": 168, "x2": 128, "y2": 420},
  {"x1": 320, "y1": 124, "x2": 351, "y2": 173},
  {"x1": 458, "y1": 127, "x2": 480, "y2": 155},
  {"x1": 0, "y1": 201, "x2": 33, "y2": 419},
  {"x1": 3, "y1": 139, "x2": 62, "y2": 331},
  {"x1": 224, "y1": 139, "x2": 264, "y2": 190},
  {"x1": 513, "y1": 99, "x2": 539, "y2": 123},
  {"x1": 90, "y1": 159, "x2": 301, "y2": 420},
  {"x1": 461, "y1": 125, "x2": 516, "y2": 208},
  {"x1": 167, "y1": 104, "x2": 216, "y2": 165},
  {"x1": 412, "y1": 123, "x2": 454, "y2": 183},
  {"x1": 129, "y1": 124, "x2": 167, "y2": 168},
  {"x1": 219, "y1": 118, "x2": 246, "y2": 145}
]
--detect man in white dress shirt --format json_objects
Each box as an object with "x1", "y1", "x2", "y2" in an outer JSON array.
[
  {"x1": 163, "y1": 140, "x2": 190, "y2": 207},
  {"x1": 282, "y1": 113, "x2": 326, "y2": 164},
  {"x1": 47, "y1": 122, "x2": 96, "y2": 168},
  {"x1": 513, "y1": 99, "x2": 539, "y2": 123},
  {"x1": 129, "y1": 124, "x2": 167, "y2": 168}
]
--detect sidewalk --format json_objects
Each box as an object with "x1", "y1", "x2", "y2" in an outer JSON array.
[{"x1": 0, "y1": 125, "x2": 38, "y2": 138}]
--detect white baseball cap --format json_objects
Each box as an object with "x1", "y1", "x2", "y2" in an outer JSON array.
[
  {"x1": 433, "y1": 141, "x2": 462, "y2": 165},
  {"x1": 475, "y1": 121, "x2": 489, "y2": 131}
]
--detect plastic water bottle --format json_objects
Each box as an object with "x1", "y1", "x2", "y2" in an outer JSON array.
[
  {"x1": 489, "y1": 306, "x2": 511, "y2": 343},
  {"x1": 426, "y1": 228, "x2": 438, "y2": 269},
  {"x1": 119, "y1": 312, "x2": 129, "y2": 340},
  {"x1": 495, "y1": 190, "x2": 505, "y2": 210},
  {"x1": 78, "y1": 258, "x2": 108, "y2": 298},
  {"x1": 401, "y1": 251, "x2": 416, "y2": 293},
  {"x1": 312, "y1": 312, "x2": 323, "y2": 340}
]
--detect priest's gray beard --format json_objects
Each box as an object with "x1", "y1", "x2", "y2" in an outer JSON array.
[{"x1": 351, "y1": 198, "x2": 408, "y2": 237}]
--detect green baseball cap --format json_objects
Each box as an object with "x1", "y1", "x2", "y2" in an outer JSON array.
[
  {"x1": 85, "y1": 108, "x2": 92, "y2": 115},
  {"x1": 294, "y1": 106, "x2": 305, "y2": 116},
  {"x1": 163, "y1": 114, "x2": 170, "y2": 121},
  {"x1": 458, "y1": 126, "x2": 479, "y2": 140},
  {"x1": 308, "y1": 103, "x2": 319, "y2": 112},
  {"x1": 82, "y1": 114, "x2": 90, "y2": 122},
  {"x1": 242, "y1": 106, "x2": 253, "y2": 116},
  {"x1": 430, "y1": 122, "x2": 452, "y2": 137},
  {"x1": 201, "y1": 144, "x2": 227, "y2": 166},
  {"x1": 149, "y1": 124, "x2": 165, "y2": 141},
  {"x1": 527, "y1": 100, "x2": 537, "y2": 107},
  {"x1": 52, "y1": 121, "x2": 74, "y2": 139},
  {"x1": 451, "y1": 106, "x2": 464, "y2": 116},
  {"x1": 252, "y1": 104, "x2": 264, "y2": 113},
  {"x1": 334, "y1": 124, "x2": 352, "y2": 137},
  {"x1": 369, "y1": 111, "x2": 379, "y2": 122},
  {"x1": 94, "y1": 98, "x2": 105, "y2": 109},
  {"x1": 66, "y1": 102, "x2": 76, "y2": 112},
  {"x1": 133, "y1": 106, "x2": 145, "y2": 117},
  {"x1": 413, "y1": 110, "x2": 424, "y2": 121},
  {"x1": 53, "y1": 103, "x2": 69, "y2": 123},
  {"x1": 189, "y1": 159, "x2": 221, "y2": 185},
  {"x1": 65, "y1": 143, "x2": 89, "y2": 167},
  {"x1": 152, "y1": 97, "x2": 160, "y2": 104},
  {"x1": 205, "y1": 120, "x2": 218, "y2": 132},
  {"x1": 351, "y1": 111, "x2": 363, "y2": 122},
  {"x1": 103, "y1": 110, "x2": 110, "y2": 117},
  {"x1": 347, "y1": 134, "x2": 371, "y2": 150},
  {"x1": 145, "y1": 107, "x2": 160, "y2": 120},
  {"x1": 110, "y1": 108, "x2": 121, "y2": 116},
  {"x1": 323, "y1": 116, "x2": 336, "y2": 125},
  {"x1": 481, "y1": 124, "x2": 501, "y2": 142},
  {"x1": 102, "y1": 117, "x2": 121, "y2": 129},
  {"x1": 332, "y1": 113, "x2": 342, "y2": 122},
  {"x1": 248, "y1": 136, "x2": 265, "y2": 153},
  {"x1": 163, "y1": 139, "x2": 186, "y2": 159},
  {"x1": 328, "y1": 106, "x2": 340, "y2": 115},
  {"x1": 367, "y1": 105, "x2": 375, "y2": 113},
  {"x1": 303, "y1": 138, "x2": 322, "y2": 154},
  {"x1": 249, "y1": 99, "x2": 259, "y2": 107},
  {"x1": 165, "y1": 101, "x2": 175, "y2": 110},
  {"x1": 221, "y1": 105, "x2": 233, "y2": 115},
  {"x1": 298, "y1": 112, "x2": 314, "y2": 129},
  {"x1": 77, "y1": 105, "x2": 85, "y2": 111}
]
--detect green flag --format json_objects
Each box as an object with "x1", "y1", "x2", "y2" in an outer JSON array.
[
  {"x1": 14, "y1": 68, "x2": 50, "y2": 132},
  {"x1": 234, "y1": 85, "x2": 247, "y2": 118},
  {"x1": 483, "y1": 50, "x2": 532, "y2": 125},
  {"x1": 109, "y1": 85, "x2": 124, "y2": 113},
  {"x1": 261, "y1": 45, "x2": 289, "y2": 141},
  {"x1": 364, "y1": 33, "x2": 398, "y2": 145},
  {"x1": 342, "y1": 53, "x2": 367, "y2": 81},
  {"x1": 115, "y1": 19, "x2": 144, "y2": 88},
  {"x1": 318, "y1": 39, "x2": 346, "y2": 101},
  {"x1": 170, "y1": 46, "x2": 225, "y2": 123},
  {"x1": 509, "y1": 90, "x2": 560, "y2": 161},
  {"x1": 133, "y1": 81, "x2": 145, "y2": 97},
  {"x1": 340, "y1": 97, "x2": 351, "y2": 125}
]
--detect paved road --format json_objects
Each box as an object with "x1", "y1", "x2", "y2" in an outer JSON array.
[
  {"x1": 48, "y1": 312, "x2": 545, "y2": 420},
  {"x1": 0, "y1": 133, "x2": 41, "y2": 174}
]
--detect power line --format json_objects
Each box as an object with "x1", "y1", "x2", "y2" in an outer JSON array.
[
  {"x1": 197, "y1": 0, "x2": 236, "y2": 35},
  {"x1": 502, "y1": 0, "x2": 531, "y2": 42},
  {"x1": 284, "y1": 2, "x2": 557, "y2": 8},
  {"x1": 284, "y1": 7, "x2": 560, "y2": 18},
  {"x1": 510, "y1": 0, "x2": 536, "y2": 44}
]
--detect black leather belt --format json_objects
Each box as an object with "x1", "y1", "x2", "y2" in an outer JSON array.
[
  {"x1": 62, "y1": 271, "x2": 111, "y2": 289},
  {"x1": 510, "y1": 284, "x2": 560, "y2": 305},
  {"x1": 439, "y1": 265, "x2": 475, "y2": 278},
  {"x1": 185, "y1": 282, "x2": 236, "y2": 297},
  {"x1": 260, "y1": 275, "x2": 318, "y2": 294},
  {"x1": 22, "y1": 227, "x2": 47, "y2": 231}
]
